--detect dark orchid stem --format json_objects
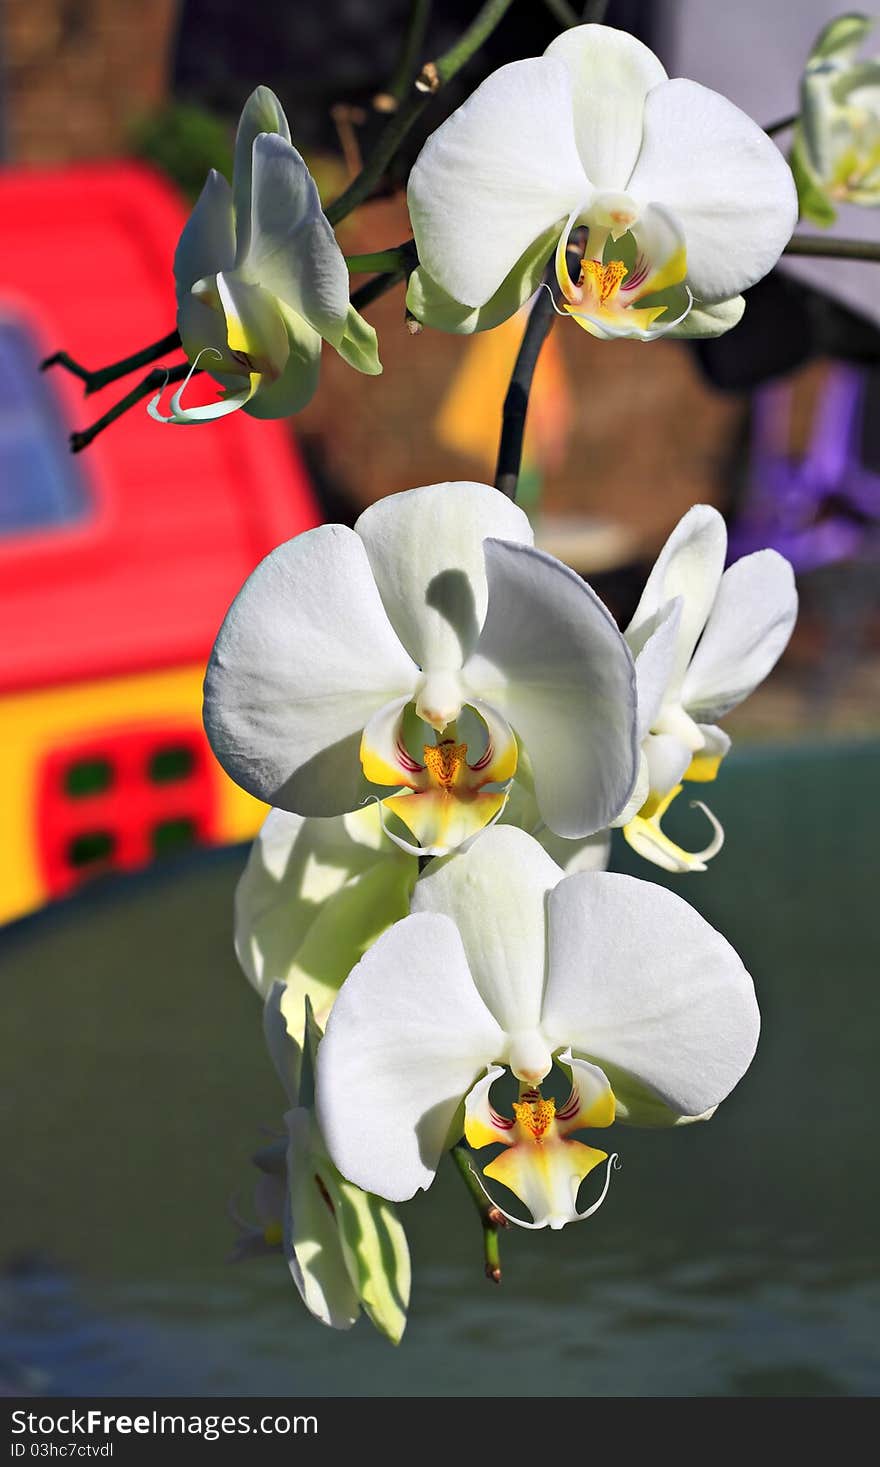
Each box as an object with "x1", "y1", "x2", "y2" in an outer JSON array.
[
  {"x1": 494, "y1": 286, "x2": 558, "y2": 501},
  {"x1": 377, "y1": 0, "x2": 433, "y2": 111},
  {"x1": 326, "y1": 0, "x2": 516, "y2": 226},
  {"x1": 41, "y1": 330, "x2": 181, "y2": 395},
  {"x1": 784, "y1": 234, "x2": 880, "y2": 261},
  {"x1": 765, "y1": 112, "x2": 798, "y2": 137},
  {"x1": 69, "y1": 363, "x2": 192, "y2": 453},
  {"x1": 351, "y1": 266, "x2": 407, "y2": 312},
  {"x1": 450, "y1": 1140, "x2": 508, "y2": 1284}
]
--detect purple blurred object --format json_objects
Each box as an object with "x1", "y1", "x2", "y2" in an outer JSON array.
[{"x1": 729, "y1": 365, "x2": 880, "y2": 571}]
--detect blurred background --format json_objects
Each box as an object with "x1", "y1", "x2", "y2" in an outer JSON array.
[{"x1": 0, "y1": 0, "x2": 877, "y2": 1398}]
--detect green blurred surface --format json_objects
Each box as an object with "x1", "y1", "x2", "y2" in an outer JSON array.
[{"x1": 1, "y1": 740, "x2": 878, "y2": 1396}]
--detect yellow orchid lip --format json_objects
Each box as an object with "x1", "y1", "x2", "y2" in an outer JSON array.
[
  {"x1": 553, "y1": 207, "x2": 691, "y2": 341},
  {"x1": 384, "y1": 736, "x2": 510, "y2": 852},
  {"x1": 464, "y1": 1061, "x2": 617, "y2": 1230},
  {"x1": 623, "y1": 783, "x2": 724, "y2": 874},
  {"x1": 360, "y1": 698, "x2": 518, "y2": 855}
]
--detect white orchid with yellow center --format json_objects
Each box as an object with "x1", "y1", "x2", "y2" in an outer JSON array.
[
  {"x1": 204, "y1": 481, "x2": 638, "y2": 856},
  {"x1": 792, "y1": 13, "x2": 880, "y2": 225},
  {"x1": 316, "y1": 827, "x2": 760, "y2": 1230},
  {"x1": 152, "y1": 86, "x2": 380, "y2": 424},
  {"x1": 621, "y1": 505, "x2": 798, "y2": 873},
  {"x1": 406, "y1": 23, "x2": 797, "y2": 340}
]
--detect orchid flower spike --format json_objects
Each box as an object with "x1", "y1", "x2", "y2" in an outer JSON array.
[
  {"x1": 153, "y1": 86, "x2": 380, "y2": 424},
  {"x1": 315, "y1": 826, "x2": 760, "y2": 1230},
  {"x1": 621, "y1": 504, "x2": 798, "y2": 873},
  {"x1": 260, "y1": 990, "x2": 410, "y2": 1342},
  {"x1": 792, "y1": 13, "x2": 880, "y2": 224},
  {"x1": 406, "y1": 23, "x2": 796, "y2": 340},
  {"x1": 204, "y1": 481, "x2": 639, "y2": 857},
  {"x1": 235, "y1": 803, "x2": 417, "y2": 1062}
]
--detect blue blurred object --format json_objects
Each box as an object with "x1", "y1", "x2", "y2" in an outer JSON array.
[
  {"x1": 0, "y1": 316, "x2": 89, "y2": 536},
  {"x1": 729, "y1": 365, "x2": 880, "y2": 571}
]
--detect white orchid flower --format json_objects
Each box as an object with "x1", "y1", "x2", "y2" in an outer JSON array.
[
  {"x1": 260, "y1": 990, "x2": 410, "y2": 1342},
  {"x1": 315, "y1": 827, "x2": 760, "y2": 1230},
  {"x1": 406, "y1": 23, "x2": 797, "y2": 340},
  {"x1": 235, "y1": 803, "x2": 417, "y2": 1060},
  {"x1": 204, "y1": 481, "x2": 639, "y2": 856},
  {"x1": 621, "y1": 505, "x2": 797, "y2": 873},
  {"x1": 151, "y1": 86, "x2": 380, "y2": 425},
  {"x1": 792, "y1": 14, "x2": 880, "y2": 225}
]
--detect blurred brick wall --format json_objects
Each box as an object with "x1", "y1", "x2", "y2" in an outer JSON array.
[{"x1": 3, "y1": 0, "x2": 180, "y2": 163}]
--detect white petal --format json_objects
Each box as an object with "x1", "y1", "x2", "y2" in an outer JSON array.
[
  {"x1": 499, "y1": 778, "x2": 612, "y2": 872},
  {"x1": 681, "y1": 550, "x2": 798, "y2": 722},
  {"x1": 627, "y1": 505, "x2": 727, "y2": 694},
  {"x1": 405, "y1": 224, "x2": 561, "y2": 335},
  {"x1": 174, "y1": 170, "x2": 235, "y2": 295},
  {"x1": 203, "y1": 525, "x2": 418, "y2": 815},
  {"x1": 412, "y1": 825, "x2": 561, "y2": 1039},
  {"x1": 263, "y1": 982, "x2": 301, "y2": 1103},
  {"x1": 240, "y1": 303, "x2": 322, "y2": 418},
  {"x1": 544, "y1": 23, "x2": 667, "y2": 190},
  {"x1": 608, "y1": 750, "x2": 648, "y2": 828},
  {"x1": 315, "y1": 913, "x2": 505, "y2": 1200},
  {"x1": 285, "y1": 1108, "x2": 359, "y2": 1330},
  {"x1": 628, "y1": 79, "x2": 797, "y2": 304},
  {"x1": 407, "y1": 56, "x2": 590, "y2": 308},
  {"x1": 465, "y1": 540, "x2": 638, "y2": 838},
  {"x1": 232, "y1": 85, "x2": 291, "y2": 261},
  {"x1": 540, "y1": 827, "x2": 613, "y2": 875},
  {"x1": 628, "y1": 598, "x2": 682, "y2": 741},
  {"x1": 667, "y1": 295, "x2": 745, "y2": 339},
  {"x1": 643, "y1": 731, "x2": 691, "y2": 797},
  {"x1": 243, "y1": 133, "x2": 351, "y2": 346},
  {"x1": 542, "y1": 872, "x2": 760, "y2": 1119},
  {"x1": 330, "y1": 1177, "x2": 411, "y2": 1344},
  {"x1": 354, "y1": 482, "x2": 532, "y2": 673}
]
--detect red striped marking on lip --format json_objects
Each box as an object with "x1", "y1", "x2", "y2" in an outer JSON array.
[
  {"x1": 395, "y1": 738, "x2": 424, "y2": 775},
  {"x1": 469, "y1": 740, "x2": 495, "y2": 773},
  {"x1": 623, "y1": 255, "x2": 649, "y2": 293},
  {"x1": 556, "y1": 1089, "x2": 581, "y2": 1123},
  {"x1": 489, "y1": 1107, "x2": 515, "y2": 1131}
]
